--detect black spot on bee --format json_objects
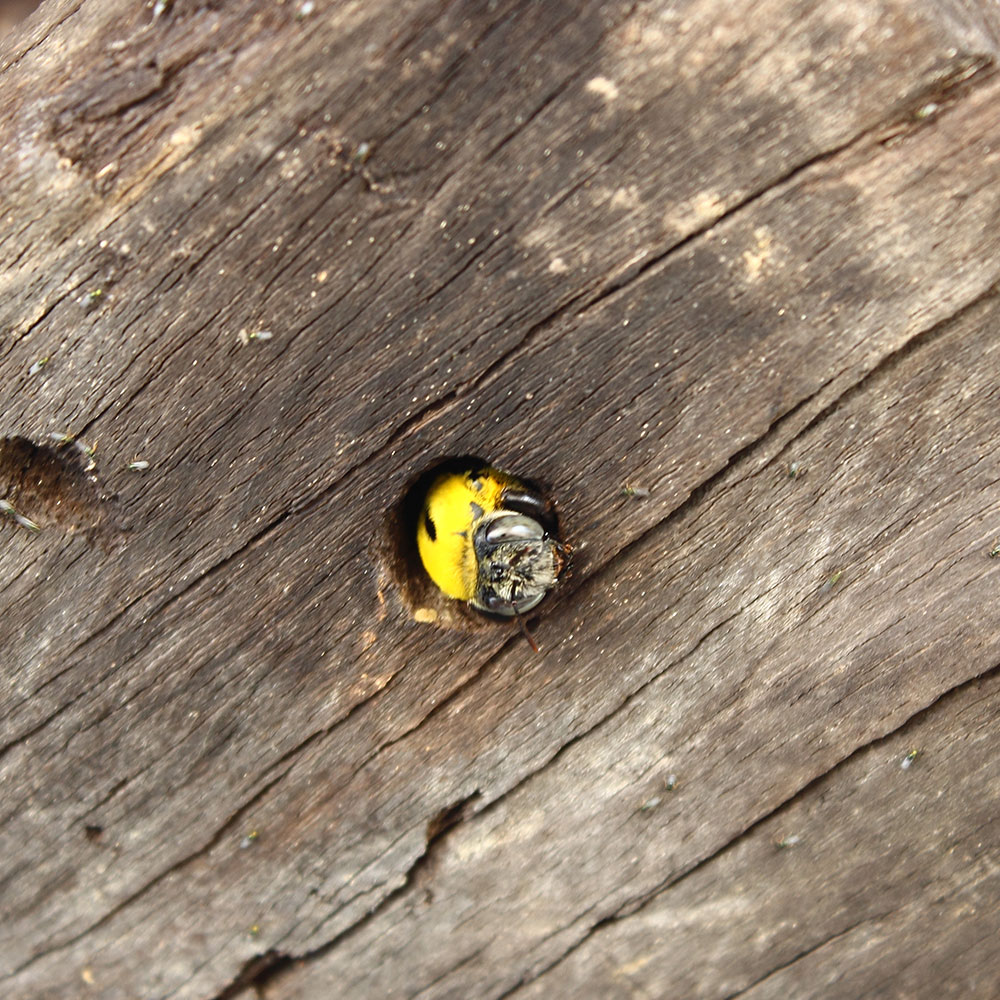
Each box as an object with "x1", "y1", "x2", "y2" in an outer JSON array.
[
  {"x1": 469, "y1": 501, "x2": 484, "y2": 520},
  {"x1": 423, "y1": 510, "x2": 437, "y2": 541}
]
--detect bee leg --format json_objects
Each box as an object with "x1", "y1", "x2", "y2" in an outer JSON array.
[{"x1": 515, "y1": 611, "x2": 541, "y2": 653}]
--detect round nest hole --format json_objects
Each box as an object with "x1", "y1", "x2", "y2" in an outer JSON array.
[{"x1": 379, "y1": 455, "x2": 560, "y2": 636}]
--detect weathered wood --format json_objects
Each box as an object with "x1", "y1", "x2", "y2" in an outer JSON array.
[
  {"x1": 2, "y1": 0, "x2": 1000, "y2": 997},
  {"x1": 257, "y1": 287, "x2": 1000, "y2": 999},
  {"x1": 509, "y1": 669, "x2": 1000, "y2": 1000}
]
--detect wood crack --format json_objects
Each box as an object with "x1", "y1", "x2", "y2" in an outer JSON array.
[
  {"x1": 14, "y1": 5, "x2": 995, "y2": 700},
  {"x1": 207, "y1": 792, "x2": 484, "y2": 1000},
  {"x1": 761, "y1": 278, "x2": 1000, "y2": 478},
  {"x1": 0, "y1": 0, "x2": 86, "y2": 74},
  {"x1": 482, "y1": 2, "x2": 622, "y2": 162},
  {"x1": 360, "y1": 48, "x2": 1000, "y2": 473},
  {"x1": 5, "y1": 3, "x2": 1000, "y2": 996},
  {"x1": 720, "y1": 911, "x2": 895, "y2": 1000},
  {"x1": 492, "y1": 657, "x2": 1000, "y2": 998},
  {"x1": 1, "y1": 753, "x2": 306, "y2": 981}
]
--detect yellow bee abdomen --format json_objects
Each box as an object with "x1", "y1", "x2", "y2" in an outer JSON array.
[{"x1": 416, "y1": 469, "x2": 512, "y2": 601}]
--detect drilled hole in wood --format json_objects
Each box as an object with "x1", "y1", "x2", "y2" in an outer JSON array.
[
  {"x1": 0, "y1": 436, "x2": 116, "y2": 538},
  {"x1": 380, "y1": 455, "x2": 563, "y2": 638},
  {"x1": 381, "y1": 456, "x2": 496, "y2": 632}
]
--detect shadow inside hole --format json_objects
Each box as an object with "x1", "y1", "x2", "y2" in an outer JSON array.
[
  {"x1": 379, "y1": 455, "x2": 556, "y2": 635},
  {"x1": 0, "y1": 436, "x2": 116, "y2": 538}
]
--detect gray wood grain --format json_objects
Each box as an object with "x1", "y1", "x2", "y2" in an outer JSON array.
[{"x1": 2, "y1": 0, "x2": 999, "y2": 998}]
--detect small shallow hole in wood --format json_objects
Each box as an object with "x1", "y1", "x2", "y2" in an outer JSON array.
[
  {"x1": 379, "y1": 455, "x2": 556, "y2": 637},
  {"x1": 0, "y1": 436, "x2": 117, "y2": 540}
]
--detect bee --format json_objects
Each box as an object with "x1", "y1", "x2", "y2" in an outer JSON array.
[{"x1": 416, "y1": 464, "x2": 568, "y2": 648}]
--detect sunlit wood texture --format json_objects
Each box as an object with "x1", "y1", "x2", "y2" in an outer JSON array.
[{"x1": 2, "y1": 1, "x2": 1000, "y2": 997}]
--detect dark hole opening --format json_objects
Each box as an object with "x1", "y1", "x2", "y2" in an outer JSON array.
[
  {"x1": 380, "y1": 455, "x2": 560, "y2": 634},
  {"x1": 0, "y1": 435, "x2": 116, "y2": 538}
]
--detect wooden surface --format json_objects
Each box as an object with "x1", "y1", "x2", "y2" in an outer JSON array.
[{"x1": 2, "y1": 1, "x2": 1000, "y2": 997}]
